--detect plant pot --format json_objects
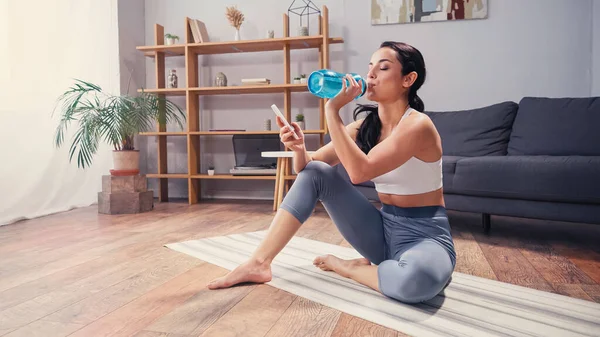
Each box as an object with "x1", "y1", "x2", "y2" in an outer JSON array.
[
  {"x1": 110, "y1": 150, "x2": 140, "y2": 176},
  {"x1": 293, "y1": 79, "x2": 301, "y2": 84},
  {"x1": 207, "y1": 169, "x2": 215, "y2": 176},
  {"x1": 296, "y1": 121, "x2": 305, "y2": 130},
  {"x1": 166, "y1": 37, "x2": 176, "y2": 45},
  {"x1": 300, "y1": 77, "x2": 307, "y2": 84}
]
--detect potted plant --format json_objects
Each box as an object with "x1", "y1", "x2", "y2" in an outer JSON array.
[
  {"x1": 52, "y1": 79, "x2": 186, "y2": 175},
  {"x1": 300, "y1": 74, "x2": 307, "y2": 84},
  {"x1": 293, "y1": 76, "x2": 301, "y2": 84},
  {"x1": 207, "y1": 165, "x2": 215, "y2": 176},
  {"x1": 165, "y1": 33, "x2": 179, "y2": 45},
  {"x1": 295, "y1": 113, "x2": 305, "y2": 130}
]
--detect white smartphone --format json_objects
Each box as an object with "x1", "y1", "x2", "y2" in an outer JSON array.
[{"x1": 271, "y1": 104, "x2": 299, "y2": 139}]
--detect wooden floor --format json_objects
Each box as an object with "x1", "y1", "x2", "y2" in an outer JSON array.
[{"x1": 1, "y1": 200, "x2": 599, "y2": 337}]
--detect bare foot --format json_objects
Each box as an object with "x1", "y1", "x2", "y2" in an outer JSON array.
[
  {"x1": 313, "y1": 255, "x2": 370, "y2": 278},
  {"x1": 207, "y1": 258, "x2": 272, "y2": 290}
]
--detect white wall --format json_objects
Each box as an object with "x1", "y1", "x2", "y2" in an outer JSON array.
[
  {"x1": 0, "y1": 0, "x2": 120, "y2": 226},
  {"x1": 118, "y1": 0, "x2": 148, "y2": 174},
  {"x1": 142, "y1": 0, "x2": 595, "y2": 200},
  {"x1": 593, "y1": 0, "x2": 600, "y2": 96}
]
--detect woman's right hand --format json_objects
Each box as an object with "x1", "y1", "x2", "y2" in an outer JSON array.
[{"x1": 276, "y1": 116, "x2": 305, "y2": 152}]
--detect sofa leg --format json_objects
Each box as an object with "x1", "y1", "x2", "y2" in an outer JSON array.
[{"x1": 482, "y1": 213, "x2": 491, "y2": 234}]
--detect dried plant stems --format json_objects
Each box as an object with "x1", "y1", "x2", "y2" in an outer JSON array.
[{"x1": 225, "y1": 6, "x2": 244, "y2": 30}]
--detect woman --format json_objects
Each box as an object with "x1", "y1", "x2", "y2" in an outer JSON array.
[{"x1": 208, "y1": 41, "x2": 456, "y2": 304}]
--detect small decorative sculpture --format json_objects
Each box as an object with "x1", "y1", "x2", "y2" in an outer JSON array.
[
  {"x1": 215, "y1": 72, "x2": 227, "y2": 87},
  {"x1": 168, "y1": 69, "x2": 178, "y2": 88}
]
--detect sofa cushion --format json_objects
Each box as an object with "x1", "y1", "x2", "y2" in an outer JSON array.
[
  {"x1": 508, "y1": 97, "x2": 600, "y2": 155},
  {"x1": 451, "y1": 156, "x2": 600, "y2": 204},
  {"x1": 424, "y1": 101, "x2": 518, "y2": 157},
  {"x1": 441, "y1": 156, "x2": 464, "y2": 193}
]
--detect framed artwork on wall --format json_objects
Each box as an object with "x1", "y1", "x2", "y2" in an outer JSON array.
[{"x1": 371, "y1": 0, "x2": 488, "y2": 25}]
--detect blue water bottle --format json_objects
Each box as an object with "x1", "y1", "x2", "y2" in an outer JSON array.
[{"x1": 307, "y1": 69, "x2": 367, "y2": 99}]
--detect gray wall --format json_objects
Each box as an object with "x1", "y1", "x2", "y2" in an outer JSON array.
[{"x1": 139, "y1": 0, "x2": 596, "y2": 200}]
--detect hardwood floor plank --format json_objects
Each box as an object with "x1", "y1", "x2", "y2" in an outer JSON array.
[
  {"x1": 330, "y1": 313, "x2": 400, "y2": 337},
  {"x1": 450, "y1": 225, "x2": 497, "y2": 280},
  {"x1": 67, "y1": 263, "x2": 227, "y2": 337},
  {"x1": 581, "y1": 284, "x2": 600, "y2": 303},
  {"x1": 472, "y1": 229, "x2": 555, "y2": 292},
  {"x1": 0, "y1": 248, "x2": 192, "y2": 332},
  {"x1": 551, "y1": 284, "x2": 595, "y2": 302},
  {"x1": 134, "y1": 331, "x2": 192, "y2": 337},
  {"x1": 0, "y1": 209, "x2": 218, "y2": 295},
  {"x1": 2, "y1": 320, "x2": 83, "y2": 337},
  {"x1": 520, "y1": 242, "x2": 596, "y2": 286},
  {"x1": 143, "y1": 284, "x2": 256, "y2": 336},
  {"x1": 264, "y1": 297, "x2": 341, "y2": 337},
  {"x1": 43, "y1": 251, "x2": 202, "y2": 325},
  {"x1": 550, "y1": 243, "x2": 600, "y2": 285},
  {"x1": 198, "y1": 285, "x2": 296, "y2": 337}
]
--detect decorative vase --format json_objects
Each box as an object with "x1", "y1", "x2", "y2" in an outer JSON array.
[
  {"x1": 267, "y1": 30, "x2": 274, "y2": 39},
  {"x1": 215, "y1": 72, "x2": 227, "y2": 87},
  {"x1": 234, "y1": 29, "x2": 241, "y2": 41},
  {"x1": 111, "y1": 150, "x2": 140, "y2": 176},
  {"x1": 298, "y1": 26, "x2": 308, "y2": 36},
  {"x1": 264, "y1": 119, "x2": 271, "y2": 131}
]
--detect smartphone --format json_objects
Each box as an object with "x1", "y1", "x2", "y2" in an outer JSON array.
[{"x1": 271, "y1": 104, "x2": 299, "y2": 139}]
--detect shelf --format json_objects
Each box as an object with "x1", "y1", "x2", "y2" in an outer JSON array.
[
  {"x1": 190, "y1": 84, "x2": 308, "y2": 95},
  {"x1": 147, "y1": 174, "x2": 189, "y2": 179},
  {"x1": 191, "y1": 174, "x2": 277, "y2": 180},
  {"x1": 189, "y1": 130, "x2": 325, "y2": 135},
  {"x1": 139, "y1": 130, "x2": 325, "y2": 136},
  {"x1": 138, "y1": 36, "x2": 343, "y2": 57},
  {"x1": 138, "y1": 84, "x2": 307, "y2": 96},
  {"x1": 140, "y1": 6, "x2": 336, "y2": 204},
  {"x1": 139, "y1": 88, "x2": 187, "y2": 96},
  {"x1": 139, "y1": 132, "x2": 187, "y2": 136},
  {"x1": 139, "y1": 44, "x2": 186, "y2": 57}
]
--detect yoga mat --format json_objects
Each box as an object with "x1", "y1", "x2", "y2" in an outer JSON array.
[{"x1": 165, "y1": 231, "x2": 600, "y2": 337}]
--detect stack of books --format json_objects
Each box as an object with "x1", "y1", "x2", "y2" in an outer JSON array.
[{"x1": 241, "y1": 78, "x2": 271, "y2": 86}]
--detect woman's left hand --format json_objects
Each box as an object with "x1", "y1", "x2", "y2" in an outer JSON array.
[{"x1": 326, "y1": 74, "x2": 363, "y2": 112}]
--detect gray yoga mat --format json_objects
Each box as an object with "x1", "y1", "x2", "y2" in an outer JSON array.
[{"x1": 166, "y1": 231, "x2": 600, "y2": 337}]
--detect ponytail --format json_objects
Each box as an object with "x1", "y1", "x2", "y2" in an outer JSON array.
[
  {"x1": 353, "y1": 104, "x2": 381, "y2": 154},
  {"x1": 409, "y1": 88, "x2": 425, "y2": 111}
]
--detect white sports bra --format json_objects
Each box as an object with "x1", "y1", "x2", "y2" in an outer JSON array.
[{"x1": 370, "y1": 108, "x2": 443, "y2": 195}]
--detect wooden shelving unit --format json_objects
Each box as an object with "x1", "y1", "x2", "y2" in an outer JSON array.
[{"x1": 137, "y1": 5, "x2": 341, "y2": 204}]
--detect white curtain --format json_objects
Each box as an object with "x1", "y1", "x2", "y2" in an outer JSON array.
[{"x1": 0, "y1": 0, "x2": 120, "y2": 226}]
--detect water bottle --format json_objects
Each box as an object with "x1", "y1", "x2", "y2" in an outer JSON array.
[{"x1": 307, "y1": 69, "x2": 366, "y2": 99}]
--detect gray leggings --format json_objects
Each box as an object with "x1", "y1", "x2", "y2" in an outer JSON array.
[{"x1": 280, "y1": 161, "x2": 456, "y2": 303}]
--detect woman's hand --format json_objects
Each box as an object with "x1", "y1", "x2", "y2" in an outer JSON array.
[
  {"x1": 326, "y1": 74, "x2": 364, "y2": 112},
  {"x1": 276, "y1": 116, "x2": 305, "y2": 152}
]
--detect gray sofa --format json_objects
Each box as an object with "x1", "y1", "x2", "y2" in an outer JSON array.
[{"x1": 328, "y1": 97, "x2": 600, "y2": 233}]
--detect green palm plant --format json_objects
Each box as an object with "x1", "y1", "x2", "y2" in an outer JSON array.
[{"x1": 52, "y1": 79, "x2": 186, "y2": 169}]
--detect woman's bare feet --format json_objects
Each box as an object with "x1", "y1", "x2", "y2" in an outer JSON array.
[
  {"x1": 313, "y1": 255, "x2": 370, "y2": 278},
  {"x1": 207, "y1": 258, "x2": 272, "y2": 290}
]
